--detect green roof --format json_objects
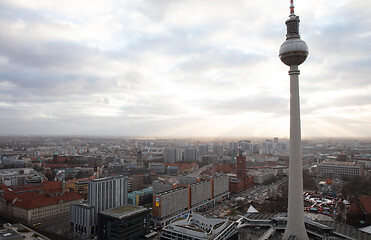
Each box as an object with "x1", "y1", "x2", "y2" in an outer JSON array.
[{"x1": 106, "y1": 205, "x2": 140, "y2": 215}]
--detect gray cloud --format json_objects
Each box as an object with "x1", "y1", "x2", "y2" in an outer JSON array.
[
  {"x1": 0, "y1": 0, "x2": 369, "y2": 137},
  {"x1": 178, "y1": 50, "x2": 265, "y2": 72},
  {"x1": 190, "y1": 95, "x2": 288, "y2": 116}
]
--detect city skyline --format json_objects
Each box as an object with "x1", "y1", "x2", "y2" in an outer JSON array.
[{"x1": 0, "y1": 0, "x2": 370, "y2": 138}]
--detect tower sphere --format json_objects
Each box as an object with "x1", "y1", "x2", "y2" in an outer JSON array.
[
  {"x1": 279, "y1": 38, "x2": 308, "y2": 66},
  {"x1": 279, "y1": 12, "x2": 308, "y2": 66}
]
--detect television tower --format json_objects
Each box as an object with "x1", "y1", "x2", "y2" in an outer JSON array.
[{"x1": 279, "y1": 0, "x2": 309, "y2": 239}]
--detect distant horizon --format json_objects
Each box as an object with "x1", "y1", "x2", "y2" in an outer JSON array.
[{"x1": 0, "y1": 134, "x2": 370, "y2": 141}]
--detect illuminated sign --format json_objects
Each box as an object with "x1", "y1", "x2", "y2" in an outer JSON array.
[{"x1": 155, "y1": 197, "x2": 160, "y2": 207}]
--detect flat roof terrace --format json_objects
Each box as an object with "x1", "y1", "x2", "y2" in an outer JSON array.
[{"x1": 100, "y1": 204, "x2": 148, "y2": 219}]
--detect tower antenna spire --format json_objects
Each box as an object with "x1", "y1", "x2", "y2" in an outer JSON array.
[{"x1": 290, "y1": 0, "x2": 295, "y2": 15}]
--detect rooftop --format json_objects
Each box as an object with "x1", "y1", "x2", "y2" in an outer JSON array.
[
  {"x1": 190, "y1": 180, "x2": 208, "y2": 186},
  {"x1": 100, "y1": 204, "x2": 148, "y2": 219},
  {"x1": 90, "y1": 176, "x2": 127, "y2": 182},
  {"x1": 156, "y1": 186, "x2": 187, "y2": 196},
  {"x1": 66, "y1": 175, "x2": 97, "y2": 184},
  {"x1": 238, "y1": 212, "x2": 371, "y2": 240},
  {"x1": 0, "y1": 223, "x2": 50, "y2": 240},
  {"x1": 107, "y1": 205, "x2": 140, "y2": 214},
  {"x1": 320, "y1": 161, "x2": 358, "y2": 166},
  {"x1": 319, "y1": 221, "x2": 371, "y2": 240},
  {"x1": 73, "y1": 202, "x2": 94, "y2": 209},
  {"x1": 163, "y1": 213, "x2": 236, "y2": 239},
  {"x1": 0, "y1": 229, "x2": 21, "y2": 240},
  {"x1": 359, "y1": 196, "x2": 371, "y2": 214},
  {"x1": 0, "y1": 181, "x2": 83, "y2": 210}
]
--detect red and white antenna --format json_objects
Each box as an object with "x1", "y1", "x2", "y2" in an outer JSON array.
[{"x1": 290, "y1": 0, "x2": 295, "y2": 15}]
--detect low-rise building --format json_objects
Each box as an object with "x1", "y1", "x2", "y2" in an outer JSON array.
[
  {"x1": 346, "y1": 196, "x2": 371, "y2": 227},
  {"x1": 149, "y1": 163, "x2": 166, "y2": 175},
  {"x1": 97, "y1": 205, "x2": 150, "y2": 240},
  {"x1": 250, "y1": 170, "x2": 276, "y2": 184},
  {"x1": 129, "y1": 174, "x2": 145, "y2": 191},
  {"x1": 128, "y1": 187, "x2": 153, "y2": 206},
  {"x1": 66, "y1": 175, "x2": 97, "y2": 194},
  {"x1": 318, "y1": 161, "x2": 365, "y2": 177},
  {"x1": 278, "y1": 154, "x2": 314, "y2": 167},
  {"x1": 164, "y1": 163, "x2": 199, "y2": 175},
  {"x1": 161, "y1": 213, "x2": 238, "y2": 240},
  {"x1": 201, "y1": 155, "x2": 218, "y2": 165},
  {"x1": 352, "y1": 155, "x2": 371, "y2": 168},
  {"x1": 0, "y1": 223, "x2": 50, "y2": 240},
  {"x1": 229, "y1": 178, "x2": 244, "y2": 194},
  {"x1": 228, "y1": 175, "x2": 254, "y2": 194},
  {"x1": 167, "y1": 166, "x2": 178, "y2": 176},
  {"x1": 0, "y1": 168, "x2": 44, "y2": 186},
  {"x1": 0, "y1": 157, "x2": 26, "y2": 169},
  {"x1": 0, "y1": 181, "x2": 83, "y2": 225}
]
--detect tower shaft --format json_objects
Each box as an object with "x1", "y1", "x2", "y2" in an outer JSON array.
[{"x1": 282, "y1": 65, "x2": 308, "y2": 240}]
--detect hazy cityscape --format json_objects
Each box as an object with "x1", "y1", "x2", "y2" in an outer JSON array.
[
  {"x1": 1, "y1": 0, "x2": 371, "y2": 240},
  {"x1": 0, "y1": 136, "x2": 370, "y2": 239}
]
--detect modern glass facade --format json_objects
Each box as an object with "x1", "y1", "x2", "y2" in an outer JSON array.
[{"x1": 97, "y1": 207, "x2": 149, "y2": 240}]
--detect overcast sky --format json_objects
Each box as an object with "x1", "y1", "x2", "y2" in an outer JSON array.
[{"x1": 0, "y1": 0, "x2": 370, "y2": 138}]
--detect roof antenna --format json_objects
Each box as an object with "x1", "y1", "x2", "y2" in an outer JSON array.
[{"x1": 290, "y1": 0, "x2": 295, "y2": 15}]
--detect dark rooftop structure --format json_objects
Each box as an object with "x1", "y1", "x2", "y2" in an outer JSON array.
[
  {"x1": 101, "y1": 204, "x2": 148, "y2": 219},
  {"x1": 0, "y1": 223, "x2": 50, "y2": 240},
  {"x1": 237, "y1": 212, "x2": 371, "y2": 240},
  {"x1": 97, "y1": 204, "x2": 150, "y2": 240}
]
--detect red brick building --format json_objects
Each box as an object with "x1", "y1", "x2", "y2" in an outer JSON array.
[
  {"x1": 213, "y1": 163, "x2": 235, "y2": 173},
  {"x1": 234, "y1": 154, "x2": 254, "y2": 193},
  {"x1": 212, "y1": 153, "x2": 254, "y2": 194},
  {"x1": 229, "y1": 178, "x2": 244, "y2": 194}
]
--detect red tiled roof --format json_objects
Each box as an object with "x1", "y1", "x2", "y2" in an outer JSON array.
[
  {"x1": 213, "y1": 163, "x2": 234, "y2": 173},
  {"x1": 13, "y1": 191, "x2": 83, "y2": 210},
  {"x1": 163, "y1": 163, "x2": 199, "y2": 170},
  {"x1": 1, "y1": 181, "x2": 54, "y2": 194},
  {"x1": 43, "y1": 181, "x2": 62, "y2": 192},
  {"x1": 359, "y1": 196, "x2": 371, "y2": 214},
  {"x1": 0, "y1": 181, "x2": 83, "y2": 210},
  {"x1": 45, "y1": 163, "x2": 92, "y2": 169},
  {"x1": 66, "y1": 176, "x2": 97, "y2": 184}
]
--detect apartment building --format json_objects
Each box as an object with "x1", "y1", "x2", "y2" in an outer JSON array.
[{"x1": 152, "y1": 175, "x2": 229, "y2": 227}]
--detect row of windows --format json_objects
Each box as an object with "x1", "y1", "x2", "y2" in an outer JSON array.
[
  {"x1": 161, "y1": 230, "x2": 202, "y2": 240},
  {"x1": 318, "y1": 168, "x2": 360, "y2": 175},
  {"x1": 31, "y1": 200, "x2": 79, "y2": 219}
]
